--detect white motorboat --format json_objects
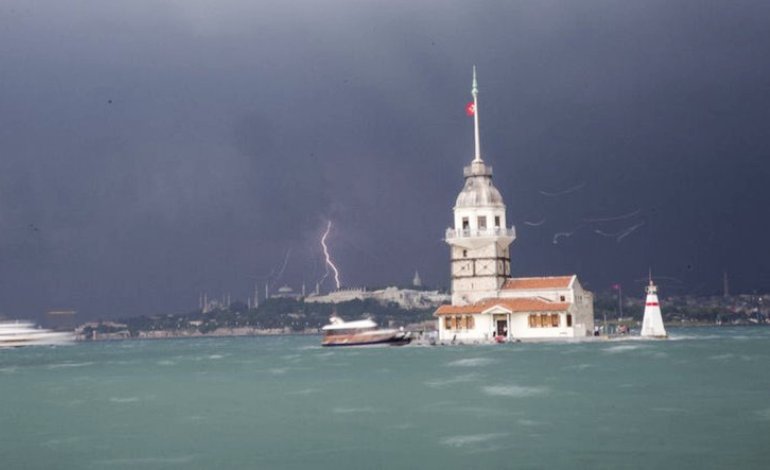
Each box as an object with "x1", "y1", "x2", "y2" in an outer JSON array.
[
  {"x1": 321, "y1": 316, "x2": 411, "y2": 347},
  {"x1": 0, "y1": 321, "x2": 75, "y2": 348}
]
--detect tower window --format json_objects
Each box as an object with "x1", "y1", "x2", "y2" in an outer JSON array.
[
  {"x1": 462, "y1": 217, "x2": 469, "y2": 230},
  {"x1": 478, "y1": 216, "x2": 487, "y2": 230},
  {"x1": 494, "y1": 216, "x2": 500, "y2": 228}
]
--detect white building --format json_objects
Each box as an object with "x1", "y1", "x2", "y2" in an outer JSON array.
[{"x1": 434, "y1": 69, "x2": 594, "y2": 342}]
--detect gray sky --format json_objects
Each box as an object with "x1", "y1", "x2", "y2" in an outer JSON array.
[{"x1": 2, "y1": 0, "x2": 770, "y2": 320}]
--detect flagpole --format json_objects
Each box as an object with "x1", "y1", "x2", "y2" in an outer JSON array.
[{"x1": 472, "y1": 66, "x2": 481, "y2": 163}]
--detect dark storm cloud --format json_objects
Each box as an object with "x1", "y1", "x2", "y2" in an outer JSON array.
[{"x1": 1, "y1": 0, "x2": 769, "y2": 319}]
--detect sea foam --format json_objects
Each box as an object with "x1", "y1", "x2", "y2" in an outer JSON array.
[
  {"x1": 447, "y1": 357, "x2": 494, "y2": 367},
  {"x1": 603, "y1": 344, "x2": 645, "y2": 353},
  {"x1": 440, "y1": 433, "x2": 507, "y2": 447},
  {"x1": 482, "y1": 385, "x2": 548, "y2": 397}
]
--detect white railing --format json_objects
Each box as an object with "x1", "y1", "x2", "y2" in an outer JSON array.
[{"x1": 445, "y1": 226, "x2": 516, "y2": 240}]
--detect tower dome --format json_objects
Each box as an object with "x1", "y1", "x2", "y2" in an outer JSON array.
[{"x1": 455, "y1": 165, "x2": 505, "y2": 209}]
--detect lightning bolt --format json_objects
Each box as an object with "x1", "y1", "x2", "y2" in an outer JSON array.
[{"x1": 320, "y1": 220, "x2": 341, "y2": 289}]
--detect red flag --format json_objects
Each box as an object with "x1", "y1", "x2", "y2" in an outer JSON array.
[{"x1": 465, "y1": 102, "x2": 475, "y2": 116}]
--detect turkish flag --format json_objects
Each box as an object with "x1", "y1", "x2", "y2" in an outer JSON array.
[{"x1": 465, "y1": 102, "x2": 475, "y2": 116}]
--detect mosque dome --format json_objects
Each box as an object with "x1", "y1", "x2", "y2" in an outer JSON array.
[{"x1": 455, "y1": 174, "x2": 505, "y2": 208}]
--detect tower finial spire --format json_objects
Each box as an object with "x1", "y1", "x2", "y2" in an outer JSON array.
[{"x1": 471, "y1": 66, "x2": 482, "y2": 163}]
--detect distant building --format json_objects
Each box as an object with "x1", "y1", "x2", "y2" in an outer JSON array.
[
  {"x1": 200, "y1": 293, "x2": 231, "y2": 313},
  {"x1": 272, "y1": 285, "x2": 303, "y2": 300},
  {"x1": 305, "y1": 286, "x2": 449, "y2": 310},
  {"x1": 434, "y1": 69, "x2": 594, "y2": 342}
]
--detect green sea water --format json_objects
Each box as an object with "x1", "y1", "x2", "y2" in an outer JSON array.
[{"x1": 2, "y1": 327, "x2": 769, "y2": 469}]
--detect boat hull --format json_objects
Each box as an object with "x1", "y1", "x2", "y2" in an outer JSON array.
[{"x1": 322, "y1": 333, "x2": 411, "y2": 347}]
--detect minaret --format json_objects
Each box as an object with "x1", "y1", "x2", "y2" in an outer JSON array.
[
  {"x1": 641, "y1": 272, "x2": 667, "y2": 338},
  {"x1": 445, "y1": 68, "x2": 516, "y2": 305},
  {"x1": 723, "y1": 271, "x2": 729, "y2": 298},
  {"x1": 413, "y1": 270, "x2": 423, "y2": 288},
  {"x1": 253, "y1": 282, "x2": 260, "y2": 308}
]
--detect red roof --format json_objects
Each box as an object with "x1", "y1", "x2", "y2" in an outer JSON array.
[
  {"x1": 501, "y1": 275, "x2": 574, "y2": 291},
  {"x1": 434, "y1": 297, "x2": 569, "y2": 316}
]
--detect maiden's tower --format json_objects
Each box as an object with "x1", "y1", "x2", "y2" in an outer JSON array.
[{"x1": 434, "y1": 69, "x2": 595, "y2": 342}]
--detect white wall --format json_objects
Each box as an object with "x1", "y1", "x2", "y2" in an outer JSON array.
[{"x1": 437, "y1": 314, "x2": 493, "y2": 342}]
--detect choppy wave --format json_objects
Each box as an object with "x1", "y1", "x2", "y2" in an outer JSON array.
[
  {"x1": 332, "y1": 406, "x2": 377, "y2": 414},
  {"x1": 288, "y1": 388, "x2": 320, "y2": 395},
  {"x1": 47, "y1": 362, "x2": 95, "y2": 369},
  {"x1": 425, "y1": 373, "x2": 479, "y2": 387},
  {"x1": 602, "y1": 344, "x2": 645, "y2": 353},
  {"x1": 43, "y1": 436, "x2": 84, "y2": 447},
  {"x1": 447, "y1": 357, "x2": 494, "y2": 367},
  {"x1": 517, "y1": 419, "x2": 544, "y2": 426},
  {"x1": 90, "y1": 455, "x2": 195, "y2": 466},
  {"x1": 440, "y1": 433, "x2": 507, "y2": 447},
  {"x1": 709, "y1": 353, "x2": 734, "y2": 360},
  {"x1": 109, "y1": 397, "x2": 141, "y2": 403},
  {"x1": 482, "y1": 385, "x2": 548, "y2": 397},
  {"x1": 651, "y1": 407, "x2": 689, "y2": 414}
]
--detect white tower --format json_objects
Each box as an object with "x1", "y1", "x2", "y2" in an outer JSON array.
[
  {"x1": 445, "y1": 68, "x2": 516, "y2": 306},
  {"x1": 641, "y1": 274, "x2": 667, "y2": 338}
]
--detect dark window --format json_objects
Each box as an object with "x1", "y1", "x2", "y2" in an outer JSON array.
[
  {"x1": 478, "y1": 216, "x2": 487, "y2": 229},
  {"x1": 560, "y1": 295, "x2": 566, "y2": 302},
  {"x1": 462, "y1": 217, "x2": 469, "y2": 230},
  {"x1": 494, "y1": 216, "x2": 500, "y2": 228},
  {"x1": 462, "y1": 250, "x2": 467, "y2": 258},
  {"x1": 567, "y1": 314, "x2": 573, "y2": 327}
]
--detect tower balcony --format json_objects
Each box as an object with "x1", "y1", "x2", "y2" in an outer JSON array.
[{"x1": 445, "y1": 226, "x2": 516, "y2": 249}]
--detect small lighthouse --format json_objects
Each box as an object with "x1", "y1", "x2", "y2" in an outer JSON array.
[{"x1": 641, "y1": 274, "x2": 667, "y2": 338}]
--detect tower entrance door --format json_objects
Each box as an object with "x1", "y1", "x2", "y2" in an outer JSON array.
[{"x1": 493, "y1": 314, "x2": 508, "y2": 338}]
